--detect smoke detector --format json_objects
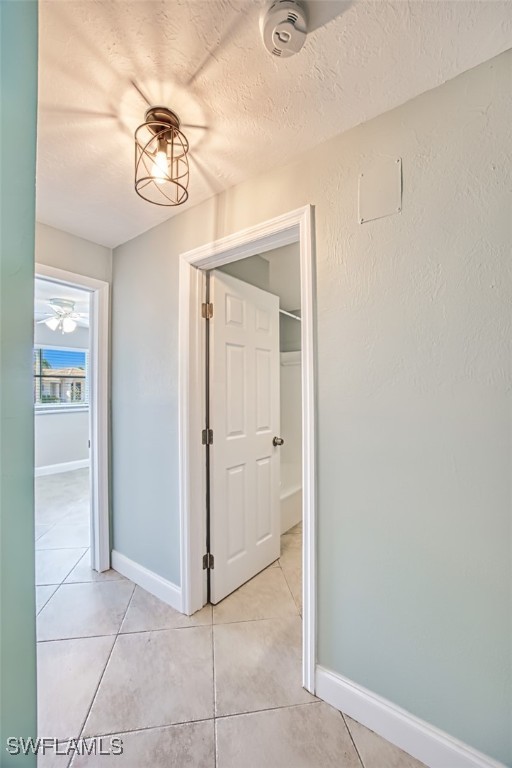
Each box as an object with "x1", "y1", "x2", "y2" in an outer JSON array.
[{"x1": 260, "y1": 0, "x2": 308, "y2": 58}]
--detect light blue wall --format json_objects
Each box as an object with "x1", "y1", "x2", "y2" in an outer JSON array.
[
  {"x1": 112, "y1": 223, "x2": 183, "y2": 584},
  {"x1": 112, "y1": 52, "x2": 512, "y2": 764},
  {"x1": 0, "y1": 1, "x2": 38, "y2": 764}
]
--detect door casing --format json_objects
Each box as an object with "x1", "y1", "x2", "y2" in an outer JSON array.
[
  {"x1": 178, "y1": 205, "x2": 316, "y2": 692},
  {"x1": 35, "y1": 263, "x2": 110, "y2": 572}
]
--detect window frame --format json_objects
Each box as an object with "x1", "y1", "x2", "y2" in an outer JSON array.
[{"x1": 34, "y1": 344, "x2": 90, "y2": 414}]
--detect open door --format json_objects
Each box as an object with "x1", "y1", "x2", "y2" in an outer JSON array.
[{"x1": 208, "y1": 270, "x2": 281, "y2": 603}]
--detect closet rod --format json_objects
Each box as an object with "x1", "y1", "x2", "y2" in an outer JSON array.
[{"x1": 279, "y1": 309, "x2": 301, "y2": 322}]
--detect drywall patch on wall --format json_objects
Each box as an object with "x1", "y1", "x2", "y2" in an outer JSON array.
[{"x1": 358, "y1": 155, "x2": 402, "y2": 223}]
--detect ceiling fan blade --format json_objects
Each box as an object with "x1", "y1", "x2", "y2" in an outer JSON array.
[{"x1": 36, "y1": 311, "x2": 58, "y2": 320}]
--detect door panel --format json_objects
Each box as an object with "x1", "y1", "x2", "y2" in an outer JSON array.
[{"x1": 209, "y1": 270, "x2": 280, "y2": 603}]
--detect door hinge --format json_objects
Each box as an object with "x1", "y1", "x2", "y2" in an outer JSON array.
[
  {"x1": 203, "y1": 553, "x2": 214, "y2": 570},
  {"x1": 201, "y1": 302, "x2": 213, "y2": 319},
  {"x1": 201, "y1": 428, "x2": 213, "y2": 445}
]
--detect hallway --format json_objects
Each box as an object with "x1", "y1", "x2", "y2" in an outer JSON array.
[{"x1": 36, "y1": 473, "x2": 424, "y2": 767}]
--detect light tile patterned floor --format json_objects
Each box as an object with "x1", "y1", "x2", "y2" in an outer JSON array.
[{"x1": 36, "y1": 471, "x2": 425, "y2": 767}]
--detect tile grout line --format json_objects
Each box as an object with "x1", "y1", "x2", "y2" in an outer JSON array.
[
  {"x1": 36, "y1": 585, "x2": 59, "y2": 616},
  {"x1": 73, "y1": 580, "x2": 137, "y2": 759},
  {"x1": 280, "y1": 563, "x2": 298, "y2": 605},
  {"x1": 34, "y1": 478, "x2": 95, "y2": 767},
  {"x1": 35, "y1": 549, "x2": 89, "y2": 620},
  {"x1": 34, "y1": 495, "x2": 89, "y2": 539},
  {"x1": 36, "y1": 545, "x2": 92, "y2": 552},
  {"x1": 38, "y1": 602, "x2": 301, "y2": 642},
  {"x1": 74, "y1": 699, "x2": 324, "y2": 742},
  {"x1": 36, "y1": 619, "x2": 213, "y2": 643},
  {"x1": 341, "y1": 711, "x2": 366, "y2": 768},
  {"x1": 36, "y1": 548, "x2": 89, "y2": 598},
  {"x1": 38, "y1": 514, "x2": 309, "y2": 762},
  {"x1": 214, "y1": 699, "x2": 321, "y2": 722},
  {"x1": 279, "y1": 556, "x2": 302, "y2": 616},
  {"x1": 213, "y1": 718, "x2": 218, "y2": 768}
]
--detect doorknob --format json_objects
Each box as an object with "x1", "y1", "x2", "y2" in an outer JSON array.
[{"x1": 273, "y1": 436, "x2": 285, "y2": 446}]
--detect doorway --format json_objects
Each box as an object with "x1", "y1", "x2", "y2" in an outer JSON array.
[
  {"x1": 178, "y1": 206, "x2": 316, "y2": 692},
  {"x1": 34, "y1": 276, "x2": 93, "y2": 609},
  {"x1": 34, "y1": 264, "x2": 110, "y2": 578}
]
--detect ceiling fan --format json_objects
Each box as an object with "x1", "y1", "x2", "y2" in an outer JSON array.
[{"x1": 37, "y1": 299, "x2": 86, "y2": 334}]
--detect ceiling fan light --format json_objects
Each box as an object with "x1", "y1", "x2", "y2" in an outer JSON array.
[
  {"x1": 45, "y1": 316, "x2": 60, "y2": 331},
  {"x1": 62, "y1": 317, "x2": 77, "y2": 333},
  {"x1": 134, "y1": 106, "x2": 189, "y2": 207}
]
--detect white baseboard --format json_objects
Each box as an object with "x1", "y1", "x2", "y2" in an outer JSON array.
[
  {"x1": 280, "y1": 490, "x2": 302, "y2": 534},
  {"x1": 35, "y1": 458, "x2": 90, "y2": 477},
  {"x1": 111, "y1": 550, "x2": 182, "y2": 613},
  {"x1": 315, "y1": 666, "x2": 505, "y2": 768}
]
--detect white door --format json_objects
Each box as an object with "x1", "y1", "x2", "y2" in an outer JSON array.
[{"x1": 209, "y1": 270, "x2": 281, "y2": 603}]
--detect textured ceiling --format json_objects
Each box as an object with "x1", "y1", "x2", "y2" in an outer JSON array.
[{"x1": 37, "y1": 0, "x2": 512, "y2": 248}]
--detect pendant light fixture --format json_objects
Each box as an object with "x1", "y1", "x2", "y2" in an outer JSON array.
[{"x1": 134, "y1": 107, "x2": 189, "y2": 207}]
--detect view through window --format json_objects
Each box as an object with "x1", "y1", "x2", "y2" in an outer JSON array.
[{"x1": 33, "y1": 347, "x2": 89, "y2": 407}]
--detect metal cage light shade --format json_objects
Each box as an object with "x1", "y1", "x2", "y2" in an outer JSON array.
[{"x1": 134, "y1": 107, "x2": 189, "y2": 206}]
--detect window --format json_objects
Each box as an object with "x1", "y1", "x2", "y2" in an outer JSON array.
[{"x1": 34, "y1": 347, "x2": 89, "y2": 409}]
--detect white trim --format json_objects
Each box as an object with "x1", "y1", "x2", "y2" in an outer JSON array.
[
  {"x1": 178, "y1": 263, "x2": 207, "y2": 615},
  {"x1": 280, "y1": 488, "x2": 302, "y2": 534},
  {"x1": 315, "y1": 666, "x2": 506, "y2": 768},
  {"x1": 35, "y1": 263, "x2": 110, "y2": 573},
  {"x1": 178, "y1": 205, "x2": 316, "y2": 693},
  {"x1": 35, "y1": 406, "x2": 89, "y2": 415},
  {"x1": 35, "y1": 458, "x2": 89, "y2": 477},
  {"x1": 112, "y1": 550, "x2": 182, "y2": 612}
]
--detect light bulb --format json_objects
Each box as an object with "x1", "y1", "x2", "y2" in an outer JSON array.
[
  {"x1": 151, "y1": 147, "x2": 168, "y2": 185},
  {"x1": 45, "y1": 317, "x2": 60, "y2": 331},
  {"x1": 62, "y1": 317, "x2": 77, "y2": 334}
]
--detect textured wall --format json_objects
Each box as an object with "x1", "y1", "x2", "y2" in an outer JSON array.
[
  {"x1": 0, "y1": 1, "x2": 38, "y2": 763},
  {"x1": 112, "y1": 51, "x2": 512, "y2": 763}
]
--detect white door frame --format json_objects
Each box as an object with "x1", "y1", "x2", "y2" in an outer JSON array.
[
  {"x1": 35, "y1": 263, "x2": 110, "y2": 572},
  {"x1": 178, "y1": 205, "x2": 316, "y2": 692}
]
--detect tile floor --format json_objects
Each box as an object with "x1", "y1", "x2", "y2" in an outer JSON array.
[{"x1": 36, "y1": 471, "x2": 425, "y2": 767}]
